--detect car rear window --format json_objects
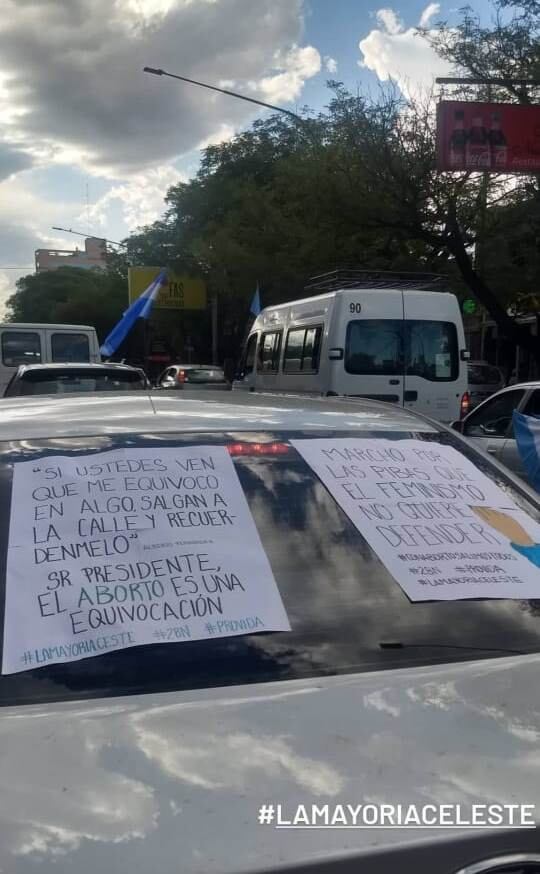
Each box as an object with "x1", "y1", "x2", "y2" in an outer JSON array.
[
  {"x1": 185, "y1": 368, "x2": 226, "y2": 383},
  {"x1": 11, "y1": 369, "x2": 146, "y2": 396},
  {"x1": 468, "y1": 364, "x2": 503, "y2": 385},
  {"x1": 0, "y1": 430, "x2": 539, "y2": 706}
]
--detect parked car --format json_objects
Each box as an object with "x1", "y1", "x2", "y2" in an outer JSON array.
[
  {"x1": 3, "y1": 362, "x2": 150, "y2": 397},
  {"x1": 0, "y1": 391, "x2": 539, "y2": 872},
  {"x1": 467, "y1": 360, "x2": 505, "y2": 409},
  {"x1": 453, "y1": 380, "x2": 540, "y2": 477},
  {"x1": 156, "y1": 363, "x2": 230, "y2": 390}
]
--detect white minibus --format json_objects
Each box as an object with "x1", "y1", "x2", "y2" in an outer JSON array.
[{"x1": 234, "y1": 282, "x2": 469, "y2": 422}]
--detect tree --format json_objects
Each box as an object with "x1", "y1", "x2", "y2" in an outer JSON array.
[{"x1": 6, "y1": 267, "x2": 127, "y2": 343}]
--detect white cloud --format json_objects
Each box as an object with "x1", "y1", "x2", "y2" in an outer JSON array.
[
  {"x1": 419, "y1": 2, "x2": 441, "y2": 27},
  {"x1": 376, "y1": 8, "x2": 403, "y2": 35},
  {"x1": 0, "y1": 0, "x2": 322, "y2": 314},
  {"x1": 81, "y1": 165, "x2": 183, "y2": 231},
  {"x1": 359, "y1": 4, "x2": 451, "y2": 98},
  {"x1": 324, "y1": 56, "x2": 338, "y2": 74},
  {"x1": 0, "y1": 0, "x2": 315, "y2": 174},
  {"x1": 257, "y1": 45, "x2": 321, "y2": 104}
]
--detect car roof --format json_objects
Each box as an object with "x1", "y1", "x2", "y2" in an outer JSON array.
[
  {"x1": 0, "y1": 322, "x2": 95, "y2": 331},
  {"x1": 0, "y1": 391, "x2": 438, "y2": 441},
  {"x1": 15, "y1": 363, "x2": 143, "y2": 373},
  {"x1": 167, "y1": 363, "x2": 222, "y2": 369},
  {"x1": 496, "y1": 381, "x2": 540, "y2": 391}
]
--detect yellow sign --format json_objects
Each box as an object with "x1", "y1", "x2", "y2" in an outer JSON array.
[{"x1": 128, "y1": 267, "x2": 207, "y2": 310}]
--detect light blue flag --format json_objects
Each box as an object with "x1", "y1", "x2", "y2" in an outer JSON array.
[
  {"x1": 250, "y1": 283, "x2": 261, "y2": 317},
  {"x1": 101, "y1": 269, "x2": 167, "y2": 357},
  {"x1": 513, "y1": 410, "x2": 540, "y2": 493}
]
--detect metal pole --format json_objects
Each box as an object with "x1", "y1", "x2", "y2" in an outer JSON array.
[
  {"x1": 51, "y1": 226, "x2": 126, "y2": 248},
  {"x1": 436, "y1": 77, "x2": 540, "y2": 86},
  {"x1": 143, "y1": 67, "x2": 302, "y2": 121},
  {"x1": 474, "y1": 83, "x2": 492, "y2": 279},
  {"x1": 211, "y1": 295, "x2": 218, "y2": 365}
]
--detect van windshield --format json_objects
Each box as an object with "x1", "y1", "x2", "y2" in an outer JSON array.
[{"x1": 346, "y1": 319, "x2": 459, "y2": 381}]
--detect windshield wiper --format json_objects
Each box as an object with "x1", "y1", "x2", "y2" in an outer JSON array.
[{"x1": 379, "y1": 641, "x2": 525, "y2": 655}]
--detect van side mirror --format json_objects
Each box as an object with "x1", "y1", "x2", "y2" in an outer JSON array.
[{"x1": 329, "y1": 348, "x2": 344, "y2": 361}]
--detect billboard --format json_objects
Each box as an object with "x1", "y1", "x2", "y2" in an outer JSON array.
[
  {"x1": 128, "y1": 267, "x2": 207, "y2": 310},
  {"x1": 437, "y1": 101, "x2": 540, "y2": 173}
]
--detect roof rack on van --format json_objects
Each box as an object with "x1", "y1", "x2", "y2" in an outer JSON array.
[{"x1": 304, "y1": 269, "x2": 448, "y2": 293}]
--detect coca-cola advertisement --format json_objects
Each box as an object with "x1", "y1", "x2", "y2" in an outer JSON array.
[{"x1": 437, "y1": 101, "x2": 540, "y2": 172}]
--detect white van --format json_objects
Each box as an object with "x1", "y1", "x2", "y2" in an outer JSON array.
[
  {"x1": 0, "y1": 323, "x2": 101, "y2": 395},
  {"x1": 234, "y1": 286, "x2": 469, "y2": 422}
]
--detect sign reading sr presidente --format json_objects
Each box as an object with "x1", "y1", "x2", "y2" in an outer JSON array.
[{"x1": 128, "y1": 267, "x2": 207, "y2": 310}]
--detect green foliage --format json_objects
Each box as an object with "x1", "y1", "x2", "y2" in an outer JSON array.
[
  {"x1": 425, "y1": 0, "x2": 540, "y2": 104},
  {"x1": 6, "y1": 268, "x2": 127, "y2": 342}
]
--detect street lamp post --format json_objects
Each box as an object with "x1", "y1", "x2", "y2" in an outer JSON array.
[
  {"x1": 143, "y1": 67, "x2": 303, "y2": 121},
  {"x1": 142, "y1": 66, "x2": 314, "y2": 366}
]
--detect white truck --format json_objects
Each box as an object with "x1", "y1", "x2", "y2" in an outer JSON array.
[
  {"x1": 0, "y1": 323, "x2": 101, "y2": 395},
  {"x1": 234, "y1": 274, "x2": 470, "y2": 422}
]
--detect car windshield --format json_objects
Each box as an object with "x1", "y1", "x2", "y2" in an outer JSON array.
[
  {"x1": 468, "y1": 364, "x2": 502, "y2": 385},
  {"x1": 10, "y1": 369, "x2": 146, "y2": 396},
  {"x1": 0, "y1": 428, "x2": 539, "y2": 708}
]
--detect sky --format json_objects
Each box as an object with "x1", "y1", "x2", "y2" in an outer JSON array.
[{"x1": 0, "y1": 0, "x2": 492, "y2": 314}]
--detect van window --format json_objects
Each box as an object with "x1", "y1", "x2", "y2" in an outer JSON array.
[
  {"x1": 406, "y1": 321, "x2": 458, "y2": 382},
  {"x1": 283, "y1": 326, "x2": 322, "y2": 373},
  {"x1": 258, "y1": 331, "x2": 282, "y2": 372},
  {"x1": 51, "y1": 333, "x2": 90, "y2": 363},
  {"x1": 1, "y1": 331, "x2": 42, "y2": 367},
  {"x1": 345, "y1": 320, "x2": 402, "y2": 375}
]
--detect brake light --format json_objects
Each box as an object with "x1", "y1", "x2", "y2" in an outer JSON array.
[
  {"x1": 460, "y1": 391, "x2": 470, "y2": 418},
  {"x1": 176, "y1": 370, "x2": 187, "y2": 383},
  {"x1": 227, "y1": 442, "x2": 290, "y2": 456}
]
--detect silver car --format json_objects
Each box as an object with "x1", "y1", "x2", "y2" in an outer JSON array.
[
  {"x1": 157, "y1": 363, "x2": 230, "y2": 391},
  {"x1": 453, "y1": 381, "x2": 540, "y2": 478},
  {"x1": 0, "y1": 391, "x2": 539, "y2": 873},
  {"x1": 467, "y1": 360, "x2": 505, "y2": 409}
]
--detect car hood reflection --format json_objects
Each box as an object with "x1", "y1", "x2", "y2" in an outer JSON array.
[{"x1": 1, "y1": 655, "x2": 540, "y2": 872}]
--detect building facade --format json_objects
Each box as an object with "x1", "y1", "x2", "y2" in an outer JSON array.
[{"x1": 35, "y1": 237, "x2": 106, "y2": 273}]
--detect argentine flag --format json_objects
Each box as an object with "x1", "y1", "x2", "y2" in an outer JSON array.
[
  {"x1": 101, "y1": 269, "x2": 168, "y2": 357},
  {"x1": 513, "y1": 411, "x2": 540, "y2": 493},
  {"x1": 250, "y1": 283, "x2": 261, "y2": 317}
]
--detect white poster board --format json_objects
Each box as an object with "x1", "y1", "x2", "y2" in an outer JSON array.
[
  {"x1": 291, "y1": 438, "x2": 540, "y2": 601},
  {"x1": 3, "y1": 446, "x2": 290, "y2": 674}
]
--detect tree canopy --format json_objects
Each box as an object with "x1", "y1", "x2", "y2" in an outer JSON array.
[{"x1": 6, "y1": 268, "x2": 126, "y2": 343}]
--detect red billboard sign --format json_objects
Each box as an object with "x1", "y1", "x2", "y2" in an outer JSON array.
[{"x1": 437, "y1": 101, "x2": 540, "y2": 173}]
